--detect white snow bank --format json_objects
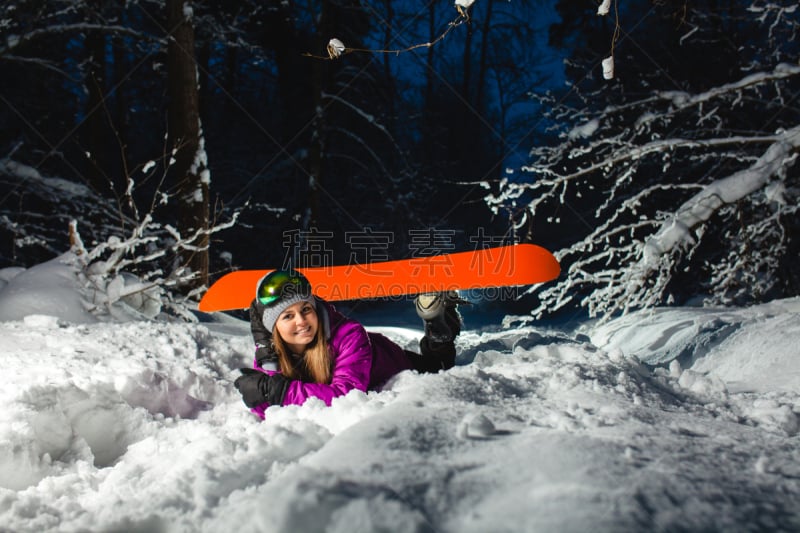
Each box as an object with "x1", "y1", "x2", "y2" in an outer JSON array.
[
  {"x1": 0, "y1": 252, "x2": 161, "y2": 324},
  {"x1": 0, "y1": 266, "x2": 25, "y2": 288},
  {"x1": 0, "y1": 256, "x2": 798, "y2": 531},
  {"x1": 0, "y1": 255, "x2": 96, "y2": 323},
  {"x1": 590, "y1": 297, "x2": 800, "y2": 393},
  {"x1": 0, "y1": 316, "x2": 247, "y2": 493}
]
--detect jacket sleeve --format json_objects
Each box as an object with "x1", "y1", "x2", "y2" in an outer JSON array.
[
  {"x1": 249, "y1": 299, "x2": 277, "y2": 368},
  {"x1": 242, "y1": 366, "x2": 271, "y2": 419},
  {"x1": 281, "y1": 320, "x2": 373, "y2": 407}
]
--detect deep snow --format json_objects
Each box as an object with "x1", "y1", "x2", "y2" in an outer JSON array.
[{"x1": 0, "y1": 255, "x2": 798, "y2": 532}]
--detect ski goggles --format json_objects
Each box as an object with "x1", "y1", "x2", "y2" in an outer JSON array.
[{"x1": 256, "y1": 270, "x2": 312, "y2": 306}]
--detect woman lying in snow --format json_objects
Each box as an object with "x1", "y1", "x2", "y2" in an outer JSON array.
[{"x1": 233, "y1": 270, "x2": 464, "y2": 418}]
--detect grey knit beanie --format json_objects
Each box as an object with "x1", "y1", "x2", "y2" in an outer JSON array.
[{"x1": 255, "y1": 271, "x2": 316, "y2": 333}]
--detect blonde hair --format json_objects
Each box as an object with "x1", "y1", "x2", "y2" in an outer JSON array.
[{"x1": 272, "y1": 310, "x2": 332, "y2": 384}]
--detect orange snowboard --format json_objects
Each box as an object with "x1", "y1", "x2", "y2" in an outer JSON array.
[{"x1": 198, "y1": 244, "x2": 560, "y2": 312}]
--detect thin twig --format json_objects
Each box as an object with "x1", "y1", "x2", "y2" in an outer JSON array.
[{"x1": 303, "y1": 12, "x2": 469, "y2": 60}]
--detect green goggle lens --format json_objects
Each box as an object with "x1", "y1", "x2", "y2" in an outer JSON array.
[{"x1": 256, "y1": 271, "x2": 311, "y2": 306}]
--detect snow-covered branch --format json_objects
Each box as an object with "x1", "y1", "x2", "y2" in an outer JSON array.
[
  {"x1": 0, "y1": 24, "x2": 159, "y2": 57},
  {"x1": 643, "y1": 126, "x2": 800, "y2": 266},
  {"x1": 656, "y1": 63, "x2": 800, "y2": 110},
  {"x1": 1, "y1": 155, "x2": 241, "y2": 321},
  {"x1": 490, "y1": 58, "x2": 800, "y2": 319},
  {"x1": 71, "y1": 198, "x2": 243, "y2": 321}
]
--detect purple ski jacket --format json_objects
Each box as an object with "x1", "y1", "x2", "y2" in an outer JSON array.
[{"x1": 249, "y1": 300, "x2": 412, "y2": 418}]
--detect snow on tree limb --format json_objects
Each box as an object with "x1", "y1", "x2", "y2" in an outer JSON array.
[
  {"x1": 658, "y1": 63, "x2": 800, "y2": 110},
  {"x1": 601, "y1": 56, "x2": 614, "y2": 80},
  {"x1": 488, "y1": 51, "x2": 800, "y2": 319},
  {"x1": 0, "y1": 24, "x2": 157, "y2": 56},
  {"x1": 643, "y1": 126, "x2": 800, "y2": 267}
]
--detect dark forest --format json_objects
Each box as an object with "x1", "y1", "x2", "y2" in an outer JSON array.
[{"x1": 2, "y1": 0, "x2": 798, "y2": 317}]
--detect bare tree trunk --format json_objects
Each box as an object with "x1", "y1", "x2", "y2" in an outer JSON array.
[
  {"x1": 305, "y1": 1, "x2": 332, "y2": 229},
  {"x1": 461, "y1": 12, "x2": 473, "y2": 100},
  {"x1": 422, "y1": 2, "x2": 438, "y2": 167},
  {"x1": 382, "y1": 0, "x2": 396, "y2": 132},
  {"x1": 382, "y1": 0, "x2": 394, "y2": 82},
  {"x1": 84, "y1": 13, "x2": 111, "y2": 195},
  {"x1": 307, "y1": 87, "x2": 323, "y2": 228},
  {"x1": 475, "y1": 0, "x2": 496, "y2": 110},
  {"x1": 166, "y1": 0, "x2": 209, "y2": 292}
]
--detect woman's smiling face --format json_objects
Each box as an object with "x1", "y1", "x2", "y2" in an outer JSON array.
[{"x1": 274, "y1": 300, "x2": 319, "y2": 352}]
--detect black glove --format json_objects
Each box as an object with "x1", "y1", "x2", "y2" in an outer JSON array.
[{"x1": 234, "y1": 368, "x2": 291, "y2": 408}]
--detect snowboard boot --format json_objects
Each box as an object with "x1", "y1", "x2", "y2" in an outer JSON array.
[{"x1": 415, "y1": 291, "x2": 466, "y2": 344}]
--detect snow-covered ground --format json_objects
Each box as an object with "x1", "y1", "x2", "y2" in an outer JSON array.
[{"x1": 0, "y1": 256, "x2": 798, "y2": 532}]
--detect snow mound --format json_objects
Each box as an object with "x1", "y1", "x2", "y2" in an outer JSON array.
[
  {"x1": 0, "y1": 255, "x2": 95, "y2": 324},
  {"x1": 591, "y1": 298, "x2": 800, "y2": 393},
  {"x1": 0, "y1": 252, "x2": 163, "y2": 324},
  {"x1": 0, "y1": 256, "x2": 798, "y2": 531},
  {"x1": 0, "y1": 318, "x2": 247, "y2": 494}
]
